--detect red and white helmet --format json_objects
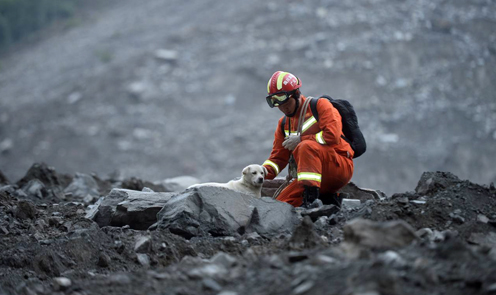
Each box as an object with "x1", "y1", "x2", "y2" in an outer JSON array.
[{"x1": 267, "y1": 71, "x2": 302, "y2": 95}]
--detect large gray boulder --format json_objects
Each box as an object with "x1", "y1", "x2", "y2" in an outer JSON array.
[
  {"x1": 155, "y1": 186, "x2": 299, "y2": 238},
  {"x1": 89, "y1": 188, "x2": 175, "y2": 229}
]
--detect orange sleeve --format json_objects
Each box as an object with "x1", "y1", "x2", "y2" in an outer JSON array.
[{"x1": 263, "y1": 117, "x2": 290, "y2": 179}]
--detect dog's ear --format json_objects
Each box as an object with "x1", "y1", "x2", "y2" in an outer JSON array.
[
  {"x1": 242, "y1": 165, "x2": 250, "y2": 175},
  {"x1": 262, "y1": 165, "x2": 268, "y2": 176}
]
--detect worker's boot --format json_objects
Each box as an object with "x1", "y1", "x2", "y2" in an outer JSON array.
[
  {"x1": 320, "y1": 192, "x2": 344, "y2": 208},
  {"x1": 302, "y1": 186, "x2": 320, "y2": 208}
]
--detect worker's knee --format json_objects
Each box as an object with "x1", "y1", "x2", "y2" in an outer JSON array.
[{"x1": 295, "y1": 140, "x2": 321, "y2": 154}]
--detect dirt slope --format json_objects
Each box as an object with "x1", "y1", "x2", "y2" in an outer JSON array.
[{"x1": 0, "y1": 0, "x2": 495, "y2": 195}]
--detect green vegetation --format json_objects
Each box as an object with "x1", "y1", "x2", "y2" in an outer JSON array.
[
  {"x1": 95, "y1": 48, "x2": 113, "y2": 63},
  {"x1": 0, "y1": 0, "x2": 79, "y2": 49}
]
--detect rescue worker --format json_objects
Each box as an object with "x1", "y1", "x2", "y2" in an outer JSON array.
[{"x1": 262, "y1": 71, "x2": 354, "y2": 208}]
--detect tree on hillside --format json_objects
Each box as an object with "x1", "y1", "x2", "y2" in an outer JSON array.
[{"x1": 0, "y1": 0, "x2": 77, "y2": 49}]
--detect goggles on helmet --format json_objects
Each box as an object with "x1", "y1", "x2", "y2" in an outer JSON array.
[{"x1": 266, "y1": 90, "x2": 295, "y2": 108}]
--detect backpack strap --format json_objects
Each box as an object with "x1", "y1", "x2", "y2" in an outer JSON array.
[
  {"x1": 310, "y1": 95, "x2": 335, "y2": 121},
  {"x1": 310, "y1": 95, "x2": 350, "y2": 144},
  {"x1": 310, "y1": 96, "x2": 320, "y2": 121}
]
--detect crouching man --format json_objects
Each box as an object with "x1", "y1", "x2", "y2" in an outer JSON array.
[{"x1": 262, "y1": 71, "x2": 354, "y2": 208}]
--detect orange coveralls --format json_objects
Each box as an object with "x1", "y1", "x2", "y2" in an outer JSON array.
[{"x1": 263, "y1": 95, "x2": 354, "y2": 207}]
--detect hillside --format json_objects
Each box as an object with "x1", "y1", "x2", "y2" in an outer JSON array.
[{"x1": 0, "y1": 0, "x2": 495, "y2": 195}]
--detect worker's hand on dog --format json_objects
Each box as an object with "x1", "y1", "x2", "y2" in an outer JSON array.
[{"x1": 282, "y1": 135, "x2": 301, "y2": 151}]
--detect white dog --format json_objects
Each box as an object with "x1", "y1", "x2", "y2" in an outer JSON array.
[{"x1": 188, "y1": 164, "x2": 267, "y2": 198}]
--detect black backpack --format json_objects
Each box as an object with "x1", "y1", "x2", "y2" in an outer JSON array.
[{"x1": 281, "y1": 95, "x2": 366, "y2": 158}]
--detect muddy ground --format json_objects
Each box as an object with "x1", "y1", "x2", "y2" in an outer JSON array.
[
  {"x1": 0, "y1": 164, "x2": 495, "y2": 295},
  {"x1": 0, "y1": 0, "x2": 495, "y2": 196}
]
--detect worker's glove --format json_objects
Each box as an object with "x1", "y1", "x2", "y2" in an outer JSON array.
[{"x1": 282, "y1": 135, "x2": 301, "y2": 151}]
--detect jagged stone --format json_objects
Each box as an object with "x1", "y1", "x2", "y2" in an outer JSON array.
[
  {"x1": 155, "y1": 186, "x2": 299, "y2": 238},
  {"x1": 134, "y1": 236, "x2": 152, "y2": 253},
  {"x1": 90, "y1": 173, "x2": 114, "y2": 196},
  {"x1": 188, "y1": 264, "x2": 228, "y2": 280},
  {"x1": 415, "y1": 171, "x2": 462, "y2": 196},
  {"x1": 121, "y1": 177, "x2": 169, "y2": 193},
  {"x1": 377, "y1": 250, "x2": 407, "y2": 268},
  {"x1": 245, "y1": 198, "x2": 300, "y2": 237},
  {"x1": 83, "y1": 194, "x2": 96, "y2": 205},
  {"x1": 33, "y1": 249, "x2": 65, "y2": 277},
  {"x1": 136, "y1": 253, "x2": 150, "y2": 267},
  {"x1": 90, "y1": 188, "x2": 175, "y2": 229},
  {"x1": 342, "y1": 199, "x2": 361, "y2": 210},
  {"x1": 202, "y1": 278, "x2": 223, "y2": 292},
  {"x1": 97, "y1": 253, "x2": 111, "y2": 267},
  {"x1": 210, "y1": 252, "x2": 238, "y2": 268},
  {"x1": 89, "y1": 189, "x2": 128, "y2": 227},
  {"x1": 64, "y1": 173, "x2": 100, "y2": 199},
  {"x1": 343, "y1": 218, "x2": 419, "y2": 249},
  {"x1": 16, "y1": 162, "x2": 62, "y2": 189},
  {"x1": 339, "y1": 181, "x2": 387, "y2": 201},
  {"x1": 53, "y1": 277, "x2": 71, "y2": 291},
  {"x1": 156, "y1": 187, "x2": 254, "y2": 238},
  {"x1": 0, "y1": 185, "x2": 28, "y2": 200},
  {"x1": 300, "y1": 204, "x2": 340, "y2": 222},
  {"x1": 15, "y1": 200, "x2": 37, "y2": 220},
  {"x1": 477, "y1": 214, "x2": 489, "y2": 224},
  {"x1": 21, "y1": 179, "x2": 50, "y2": 199},
  {"x1": 288, "y1": 216, "x2": 326, "y2": 250},
  {"x1": 85, "y1": 197, "x2": 104, "y2": 220},
  {"x1": 111, "y1": 189, "x2": 175, "y2": 230}
]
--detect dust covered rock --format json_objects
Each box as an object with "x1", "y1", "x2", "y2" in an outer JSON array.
[
  {"x1": 106, "y1": 189, "x2": 175, "y2": 230},
  {"x1": 155, "y1": 186, "x2": 299, "y2": 238}
]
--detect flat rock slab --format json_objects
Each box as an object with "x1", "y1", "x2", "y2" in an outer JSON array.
[
  {"x1": 339, "y1": 182, "x2": 387, "y2": 201},
  {"x1": 90, "y1": 189, "x2": 175, "y2": 230},
  {"x1": 262, "y1": 179, "x2": 386, "y2": 200},
  {"x1": 155, "y1": 186, "x2": 299, "y2": 238}
]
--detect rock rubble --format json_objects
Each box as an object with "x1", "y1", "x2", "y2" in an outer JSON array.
[{"x1": 0, "y1": 164, "x2": 495, "y2": 294}]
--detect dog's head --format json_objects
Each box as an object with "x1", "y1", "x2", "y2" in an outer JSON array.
[{"x1": 242, "y1": 164, "x2": 267, "y2": 187}]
